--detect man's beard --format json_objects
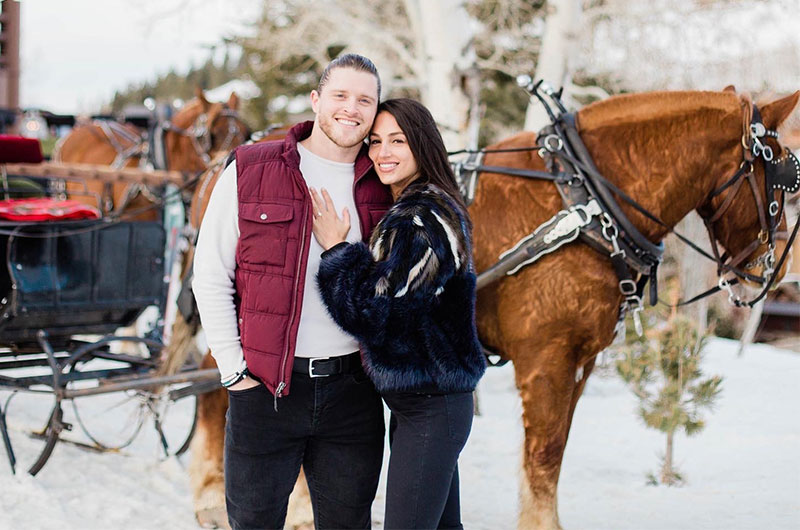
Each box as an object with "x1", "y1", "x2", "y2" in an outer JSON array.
[{"x1": 318, "y1": 113, "x2": 368, "y2": 149}]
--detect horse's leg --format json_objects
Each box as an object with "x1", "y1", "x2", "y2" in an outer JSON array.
[
  {"x1": 512, "y1": 340, "x2": 579, "y2": 530},
  {"x1": 190, "y1": 353, "x2": 229, "y2": 529},
  {"x1": 286, "y1": 467, "x2": 314, "y2": 530},
  {"x1": 189, "y1": 352, "x2": 315, "y2": 530}
]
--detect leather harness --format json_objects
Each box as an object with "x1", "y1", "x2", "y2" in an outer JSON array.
[{"x1": 452, "y1": 82, "x2": 800, "y2": 359}]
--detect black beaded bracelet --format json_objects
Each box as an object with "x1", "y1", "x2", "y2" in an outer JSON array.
[{"x1": 222, "y1": 368, "x2": 250, "y2": 388}]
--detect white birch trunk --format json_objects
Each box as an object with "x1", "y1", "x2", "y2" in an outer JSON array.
[
  {"x1": 524, "y1": 0, "x2": 582, "y2": 131},
  {"x1": 412, "y1": 0, "x2": 475, "y2": 150},
  {"x1": 678, "y1": 212, "x2": 712, "y2": 336}
]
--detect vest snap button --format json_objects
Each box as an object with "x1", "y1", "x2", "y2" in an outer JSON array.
[{"x1": 260, "y1": 213, "x2": 267, "y2": 220}]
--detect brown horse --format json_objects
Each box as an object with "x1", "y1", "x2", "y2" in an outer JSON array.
[
  {"x1": 54, "y1": 90, "x2": 248, "y2": 218},
  {"x1": 185, "y1": 91, "x2": 798, "y2": 529},
  {"x1": 470, "y1": 89, "x2": 797, "y2": 528}
]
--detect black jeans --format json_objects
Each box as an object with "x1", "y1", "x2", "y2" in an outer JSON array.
[
  {"x1": 224, "y1": 368, "x2": 385, "y2": 530},
  {"x1": 382, "y1": 391, "x2": 474, "y2": 530}
]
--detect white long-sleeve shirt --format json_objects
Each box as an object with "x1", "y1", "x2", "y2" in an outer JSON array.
[{"x1": 192, "y1": 143, "x2": 363, "y2": 382}]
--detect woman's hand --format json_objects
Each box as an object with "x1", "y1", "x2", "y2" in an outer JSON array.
[{"x1": 310, "y1": 187, "x2": 351, "y2": 250}]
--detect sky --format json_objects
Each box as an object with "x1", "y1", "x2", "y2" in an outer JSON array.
[{"x1": 20, "y1": 0, "x2": 263, "y2": 114}]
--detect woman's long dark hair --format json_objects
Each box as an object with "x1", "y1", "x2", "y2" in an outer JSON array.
[{"x1": 376, "y1": 98, "x2": 469, "y2": 217}]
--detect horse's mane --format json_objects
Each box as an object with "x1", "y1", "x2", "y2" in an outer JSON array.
[{"x1": 577, "y1": 91, "x2": 741, "y2": 133}]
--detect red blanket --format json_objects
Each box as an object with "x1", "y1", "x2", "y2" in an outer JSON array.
[
  {"x1": 0, "y1": 198, "x2": 101, "y2": 221},
  {"x1": 0, "y1": 135, "x2": 44, "y2": 164}
]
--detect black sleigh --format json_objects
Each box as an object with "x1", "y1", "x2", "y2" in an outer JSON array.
[{"x1": 0, "y1": 136, "x2": 218, "y2": 475}]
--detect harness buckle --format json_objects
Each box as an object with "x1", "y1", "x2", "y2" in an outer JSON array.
[
  {"x1": 768, "y1": 200, "x2": 780, "y2": 217},
  {"x1": 543, "y1": 134, "x2": 563, "y2": 153},
  {"x1": 568, "y1": 173, "x2": 584, "y2": 187},
  {"x1": 619, "y1": 279, "x2": 637, "y2": 296},
  {"x1": 752, "y1": 137, "x2": 774, "y2": 162},
  {"x1": 762, "y1": 245, "x2": 776, "y2": 280},
  {"x1": 750, "y1": 122, "x2": 766, "y2": 138},
  {"x1": 625, "y1": 295, "x2": 644, "y2": 336},
  {"x1": 718, "y1": 276, "x2": 741, "y2": 306}
]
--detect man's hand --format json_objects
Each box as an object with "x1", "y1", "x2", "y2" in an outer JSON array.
[
  {"x1": 227, "y1": 375, "x2": 261, "y2": 392},
  {"x1": 310, "y1": 186, "x2": 350, "y2": 250}
]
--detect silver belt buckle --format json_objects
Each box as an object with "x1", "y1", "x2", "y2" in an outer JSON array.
[{"x1": 308, "y1": 357, "x2": 331, "y2": 378}]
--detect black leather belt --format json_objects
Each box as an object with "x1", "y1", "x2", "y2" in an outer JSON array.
[{"x1": 292, "y1": 351, "x2": 361, "y2": 378}]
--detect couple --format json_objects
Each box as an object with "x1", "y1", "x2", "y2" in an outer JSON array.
[{"x1": 193, "y1": 54, "x2": 486, "y2": 530}]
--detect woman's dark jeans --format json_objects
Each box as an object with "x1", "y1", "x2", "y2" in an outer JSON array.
[
  {"x1": 382, "y1": 391, "x2": 474, "y2": 530},
  {"x1": 224, "y1": 369, "x2": 385, "y2": 530}
]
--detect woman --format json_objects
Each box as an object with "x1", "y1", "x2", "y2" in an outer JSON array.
[{"x1": 308, "y1": 98, "x2": 486, "y2": 529}]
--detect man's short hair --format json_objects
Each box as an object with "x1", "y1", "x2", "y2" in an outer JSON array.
[{"x1": 317, "y1": 54, "x2": 381, "y2": 100}]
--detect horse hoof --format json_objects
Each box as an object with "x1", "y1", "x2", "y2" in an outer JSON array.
[{"x1": 195, "y1": 508, "x2": 231, "y2": 529}]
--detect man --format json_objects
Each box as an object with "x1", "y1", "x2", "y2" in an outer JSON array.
[{"x1": 192, "y1": 54, "x2": 392, "y2": 530}]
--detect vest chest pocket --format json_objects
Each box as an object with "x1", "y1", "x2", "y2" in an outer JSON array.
[{"x1": 239, "y1": 202, "x2": 295, "y2": 267}]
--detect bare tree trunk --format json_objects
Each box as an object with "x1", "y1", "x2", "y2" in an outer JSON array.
[
  {"x1": 678, "y1": 212, "x2": 712, "y2": 335},
  {"x1": 413, "y1": 0, "x2": 475, "y2": 150},
  {"x1": 738, "y1": 299, "x2": 765, "y2": 356},
  {"x1": 464, "y1": 64, "x2": 483, "y2": 151},
  {"x1": 661, "y1": 430, "x2": 675, "y2": 485},
  {"x1": 524, "y1": 0, "x2": 582, "y2": 131}
]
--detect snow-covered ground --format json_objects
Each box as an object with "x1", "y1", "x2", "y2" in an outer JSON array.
[{"x1": 1, "y1": 338, "x2": 798, "y2": 529}]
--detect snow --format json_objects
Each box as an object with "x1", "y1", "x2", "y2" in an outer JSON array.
[
  {"x1": 204, "y1": 80, "x2": 262, "y2": 103},
  {"x1": 1, "y1": 338, "x2": 798, "y2": 529}
]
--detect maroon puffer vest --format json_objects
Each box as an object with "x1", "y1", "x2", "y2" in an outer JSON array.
[{"x1": 234, "y1": 121, "x2": 392, "y2": 398}]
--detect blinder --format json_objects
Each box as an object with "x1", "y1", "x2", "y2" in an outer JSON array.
[{"x1": 768, "y1": 150, "x2": 800, "y2": 194}]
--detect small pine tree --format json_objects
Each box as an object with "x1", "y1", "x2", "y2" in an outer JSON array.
[{"x1": 615, "y1": 312, "x2": 723, "y2": 486}]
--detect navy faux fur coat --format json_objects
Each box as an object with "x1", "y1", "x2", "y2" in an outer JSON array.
[{"x1": 317, "y1": 182, "x2": 486, "y2": 394}]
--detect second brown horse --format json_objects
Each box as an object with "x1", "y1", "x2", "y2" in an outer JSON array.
[{"x1": 54, "y1": 90, "x2": 248, "y2": 219}]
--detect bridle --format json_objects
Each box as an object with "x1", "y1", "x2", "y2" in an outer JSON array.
[
  {"x1": 158, "y1": 105, "x2": 248, "y2": 169},
  {"x1": 697, "y1": 95, "x2": 800, "y2": 306}
]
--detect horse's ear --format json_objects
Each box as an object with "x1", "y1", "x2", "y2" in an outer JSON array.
[
  {"x1": 723, "y1": 85, "x2": 736, "y2": 93},
  {"x1": 227, "y1": 92, "x2": 240, "y2": 110},
  {"x1": 760, "y1": 91, "x2": 800, "y2": 129},
  {"x1": 195, "y1": 87, "x2": 211, "y2": 111}
]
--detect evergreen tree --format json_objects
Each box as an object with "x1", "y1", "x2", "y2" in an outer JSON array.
[{"x1": 615, "y1": 309, "x2": 723, "y2": 486}]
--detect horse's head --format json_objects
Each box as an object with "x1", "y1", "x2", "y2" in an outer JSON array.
[
  {"x1": 695, "y1": 90, "x2": 800, "y2": 297},
  {"x1": 164, "y1": 89, "x2": 250, "y2": 173}
]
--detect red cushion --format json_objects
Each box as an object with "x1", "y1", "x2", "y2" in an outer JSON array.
[
  {"x1": 0, "y1": 198, "x2": 101, "y2": 221},
  {"x1": 0, "y1": 135, "x2": 44, "y2": 164}
]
